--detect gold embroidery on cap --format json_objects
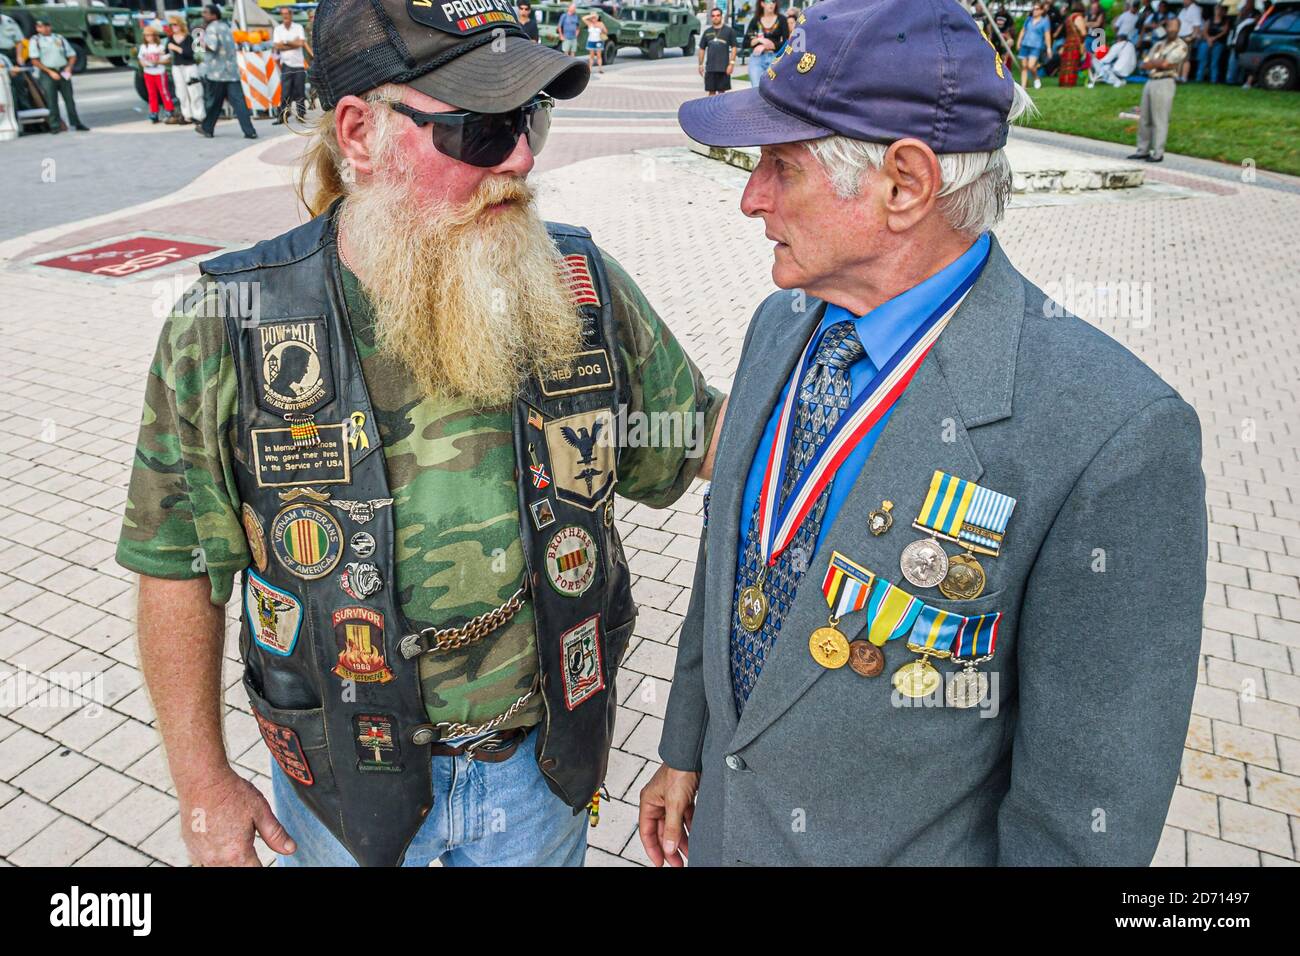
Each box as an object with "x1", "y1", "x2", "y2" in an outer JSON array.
[{"x1": 797, "y1": 52, "x2": 816, "y2": 73}]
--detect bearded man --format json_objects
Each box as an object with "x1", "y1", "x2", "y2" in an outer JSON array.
[{"x1": 118, "y1": 0, "x2": 725, "y2": 867}]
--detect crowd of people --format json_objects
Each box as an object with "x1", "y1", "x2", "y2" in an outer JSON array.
[
  {"x1": 0, "y1": 4, "x2": 318, "y2": 140},
  {"x1": 978, "y1": 0, "x2": 1277, "y2": 90}
]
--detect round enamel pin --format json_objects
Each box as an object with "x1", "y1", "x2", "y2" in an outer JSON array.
[
  {"x1": 545, "y1": 525, "x2": 598, "y2": 597},
  {"x1": 270, "y1": 503, "x2": 343, "y2": 580},
  {"x1": 242, "y1": 503, "x2": 268, "y2": 573}
]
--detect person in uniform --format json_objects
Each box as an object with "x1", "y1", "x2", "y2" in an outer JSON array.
[
  {"x1": 119, "y1": 0, "x2": 726, "y2": 867},
  {"x1": 639, "y1": 0, "x2": 1206, "y2": 866},
  {"x1": 26, "y1": 19, "x2": 88, "y2": 133}
]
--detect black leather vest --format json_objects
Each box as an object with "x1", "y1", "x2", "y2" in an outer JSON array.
[{"x1": 202, "y1": 202, "x2": 636, "y2": 866}]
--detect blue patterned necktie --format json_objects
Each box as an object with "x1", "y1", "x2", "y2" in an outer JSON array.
[{"x1": 730, "y1": 320, "x2": 866, "y2": 714}]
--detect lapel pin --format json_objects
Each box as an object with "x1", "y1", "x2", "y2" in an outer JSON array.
[{"x1": 868, "y1": 500, "x2": 894, "y2": 536}]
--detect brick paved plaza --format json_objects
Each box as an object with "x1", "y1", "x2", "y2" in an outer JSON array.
[{"x1": 0, "y1": 56, "x2": 1297, "y2": 867}]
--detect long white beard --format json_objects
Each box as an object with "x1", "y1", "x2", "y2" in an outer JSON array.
[{"x1": 338, "y1": 173, "x2": 582, "y2": 409}]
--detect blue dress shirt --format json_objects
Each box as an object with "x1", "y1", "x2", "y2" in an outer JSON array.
[{"x1": 736, "y1": 232, "x2": 991, "y2": 556}]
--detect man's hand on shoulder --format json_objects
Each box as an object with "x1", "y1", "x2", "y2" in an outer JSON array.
[{"x1": 638, "y1": 763, "x2": 699, "y2": 867}]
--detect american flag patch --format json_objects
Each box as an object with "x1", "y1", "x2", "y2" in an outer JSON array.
[{"x1": 563, "y1": 254, "x2": 600, "y2": 306}]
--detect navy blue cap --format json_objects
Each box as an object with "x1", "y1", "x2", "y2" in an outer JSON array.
[{"x1": 680, "y1": 0, "x2": 1015, "y2": 153}]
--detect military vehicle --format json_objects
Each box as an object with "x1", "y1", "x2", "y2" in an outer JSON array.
[
  {"x1": 612, "y1": 3, "x2": 697, "y2": 59},
  {"x1": 3, "y1": 3, "x2": 142, "y2": 72},
  {"x1": 537, "y1": 2, "x2": 697, "y2": 61}
]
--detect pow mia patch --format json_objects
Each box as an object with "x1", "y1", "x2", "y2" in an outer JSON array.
[
  {"x1": 254, "y1": 711, "x2": 314, "y2": 785},
  {"x1": 406, "y1": 0, "x2": 525, "y2": 35},
  {"x1": 540, "y1": 348, "x2": 614, "y2": 397},
  {"x1": 354, "y1": 713, "x2": 402, "y2": 773},
  {"x1": 244, "y1": 570, "x2": 302, "y2": 656},
  {"x1": 270, "y1": 503, "x2": 344, "y2": 580},
  {"x1": 560, "y1": 614, "x2": 605, "y2": 710},
  {"x1": 545, "y1": 409, "x2": 616, "y2": 511},
  {"x1": 254, "y1": 317, "x2": 333, "y2": 415},
  {"x1": 544, "y1": 525, "x2": 598, "y2": 597}
]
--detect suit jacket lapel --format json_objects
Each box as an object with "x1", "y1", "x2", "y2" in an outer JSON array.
[{"x1": 703, "y1": 298, "x2": 826, "y2": 736}]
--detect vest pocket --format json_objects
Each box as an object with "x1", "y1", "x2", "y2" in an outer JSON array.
[
  {"x1": 604, "y1": 619, "x2": 635, "y2": 674},
  {"x1": 243, "y1": 672, "x2": 336, "y2": 792}
]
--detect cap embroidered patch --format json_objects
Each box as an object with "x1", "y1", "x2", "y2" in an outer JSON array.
[{"x1": 406, "y1": 0, "x2": 525, "y2": 36}]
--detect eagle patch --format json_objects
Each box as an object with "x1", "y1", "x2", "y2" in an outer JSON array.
[{"x1": 544, "y1": 409, "x2": 616, "y2": 511}]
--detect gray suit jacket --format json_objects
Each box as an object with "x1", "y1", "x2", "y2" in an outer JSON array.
[{"x1": 659, "y1": 238, "x2": 1206, "y2": 866}]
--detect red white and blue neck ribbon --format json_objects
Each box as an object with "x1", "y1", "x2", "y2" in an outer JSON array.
[{"x1": 753, "y1": 250, "x2": 988, "y2": 570}]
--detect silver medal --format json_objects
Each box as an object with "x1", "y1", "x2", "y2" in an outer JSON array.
[
  {"x1": 900, "y1": 538, "x2": 948, "y2": 588},
  {"x1": 946, "y1": 669, "x2": 989, "y2": 709}
]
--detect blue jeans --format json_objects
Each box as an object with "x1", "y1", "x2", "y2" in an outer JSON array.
[
  {"x1": 1197, "y1": 41, "x2": 1224, "y2": 82},
  {"x1": 271, "y1": 726, "x2": 589, "y2": 866},
  {"x1": 750, "y1": 50, "x2": 775, "y2": 89},
  {"x1": 1227, "y1": 48, "x2": 1243, "y2": 84}
]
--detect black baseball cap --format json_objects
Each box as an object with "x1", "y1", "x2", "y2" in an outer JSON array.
[{"x1": 310, "y1": 0, "x2": 589, "y2": 114}]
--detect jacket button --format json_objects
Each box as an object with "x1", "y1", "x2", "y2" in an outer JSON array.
[
  {"x1": 411, "y1": 727, "x2": 435, "y2": 746},
  {"x1": 540, "y1": 757, "x2": 557, "y2": 771},
  {"x1": 725, "y1": 754, "x2": 745, "y2": 771}
]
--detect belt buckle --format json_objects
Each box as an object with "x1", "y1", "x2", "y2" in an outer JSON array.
[{"x1": 464, "y1": 730, "x2": 516, "y2": 761}]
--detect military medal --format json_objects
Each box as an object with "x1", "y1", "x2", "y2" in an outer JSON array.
[
  {"x1": 811, "y1": 551, "x2": 874, "y2": 669},
  {"x1": 738, "y1": 569, "x2": 769, "y2": 633},
  {"x1": 868, "y1": 500, "x2": 894, "y2": 535},
  {"x1": 939, "y1": 552, "x2": 986, "y2": 600},
  {"x1": 848, "y1": 640, "x2": 885, "y2": 677},
  {"x1": 893, "y1": 603, "x2": 962, "y2": 699},
  {"x1": 744, "y1": 275, "x2": 979, "y2": 638},
  {"x1": 900, "y1": 537, "x2": 948, "y2": 588},
  {"x1": 853, "y1": 576, "x2": 923, "y2": 676},
  {"x1": 946, "y1": 610, "x2": 1000, "y2": 709}
]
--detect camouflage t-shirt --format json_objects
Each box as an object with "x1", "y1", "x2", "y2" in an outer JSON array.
[{"x1": 117, "y1": 252, "x2": 723, "y2": 733}]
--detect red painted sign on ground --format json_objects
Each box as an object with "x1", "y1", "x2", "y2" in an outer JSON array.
[{"x1": 36, "y1": 237, "x2": 222, "y2": 278}]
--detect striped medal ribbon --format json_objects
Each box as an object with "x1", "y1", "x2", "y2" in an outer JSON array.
[
  {"x1": 809, "y1": 551, "x2": 876, "y2": 670},
  {"x1": 740, "y1": 265, "x2": 985, "y2": 632},
  {"x1": 946, "y1": 610, "x2": 1001, "y2": 708},
  {"x1": 894, "y1": 603, "x2": 966, "y2": 699}
]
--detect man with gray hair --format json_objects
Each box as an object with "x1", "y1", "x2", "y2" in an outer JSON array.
[{"x1": 639, "y1": 0, "x2": 1205, "y2": 866}]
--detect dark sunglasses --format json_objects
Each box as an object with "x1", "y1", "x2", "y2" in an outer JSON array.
[{"x1": 388, "y1": 97, "x2": 554, "y2": 168}]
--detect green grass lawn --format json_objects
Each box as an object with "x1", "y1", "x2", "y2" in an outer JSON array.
[{"x1": 1022, "y1": 83, "x2": 1300, "y2": 177}]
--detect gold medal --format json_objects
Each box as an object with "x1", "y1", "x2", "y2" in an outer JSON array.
[
  {"x1": 809, "y1": 626, "x2": 850, "y2": 669},
  {"x1": 938, "y1": 552, "x2": 986, "y2": 600},
  {"x1": 738, "y1": 568, "x2": 769, "y2": 633},
  {"x1": 892, "y1": 657, "x2": 942, "y2": 698}
]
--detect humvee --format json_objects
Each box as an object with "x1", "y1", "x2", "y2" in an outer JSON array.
[{"x1": 537, "y1": 2, "x2": 697, "y2": 62}]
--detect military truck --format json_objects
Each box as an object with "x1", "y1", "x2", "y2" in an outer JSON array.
[
  {"x1": 3, "y1": 3, "x2": 142, "y2": 72},
  {"x1": 612, "y1": 3, "x2": 697, "y2": 59},
  {"x1": 537, "y1": 2, "x2": 696, "y2": 61}
]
